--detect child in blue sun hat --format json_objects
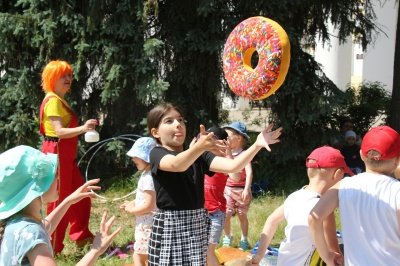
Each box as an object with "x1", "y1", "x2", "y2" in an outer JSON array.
[
  {"x1": 223, "y1": 121, "x2": 253, "y2": 251},
  {"x1": 0, "y1": 145, "x2": 121, "y2": 266},
  {"x1": 120, "y1": 137, "x2": 158, "y2": 266}
]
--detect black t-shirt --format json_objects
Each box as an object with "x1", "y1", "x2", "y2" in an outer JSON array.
[{"x1": 150, "y1": 146, "x2": 215, "y2": 210}]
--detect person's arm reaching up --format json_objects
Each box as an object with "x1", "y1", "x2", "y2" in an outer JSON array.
[{"x1": 251, "y1": 205, "x2": 285, "y2": 265}]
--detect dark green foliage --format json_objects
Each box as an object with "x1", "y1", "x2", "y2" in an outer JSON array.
[
  {"x1": 340, "y1": 81, "x2": 390, "y2": 135},
  {"x1": 0, "y1": 0, "x2": 381, "y2": 192}
]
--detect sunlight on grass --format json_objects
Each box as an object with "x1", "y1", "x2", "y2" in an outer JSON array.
[{"x1": 54, "y1": 179, "x2": 340, "y2": 265}]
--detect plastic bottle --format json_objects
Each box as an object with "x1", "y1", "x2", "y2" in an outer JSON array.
[{"x1": 84, "y1": 130, "x2": 100, "y2": 142}]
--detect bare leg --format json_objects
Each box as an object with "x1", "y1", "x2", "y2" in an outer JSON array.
[
  {"x1": 224, "y1": 212, "x2": 233, "y2": 237},
  {"x1": 207, "y1": 243, "x2": 220, "y2": 266},
  {"x1": 133, "y1": 253, "x2": 148, "y2": 266},
  {"x1": 238, "y1": 213, "x2": 249, "y2": 238}
]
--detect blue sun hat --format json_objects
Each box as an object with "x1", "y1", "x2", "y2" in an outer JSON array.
[
  {"x1": 127, "y1": 137, "x2": 156, "y2": 163},
  {"x1": 224, "y1": 121, "x2": 250, "y2": 140},
  {"x1": 0, "y1": 145, "x2": 58, "y2": 220}
]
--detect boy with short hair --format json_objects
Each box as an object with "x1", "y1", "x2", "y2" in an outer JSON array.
[
  {"x1": 251, "y1": 146, "x2": 350, "y2": 265},
  {"x1": 309, "y1": 126, "x2": 400, "y2": 266}
]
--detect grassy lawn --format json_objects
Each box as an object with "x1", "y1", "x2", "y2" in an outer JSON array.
[{"x1": 55, "y1": 177, "x2": 288, "y2": 265}]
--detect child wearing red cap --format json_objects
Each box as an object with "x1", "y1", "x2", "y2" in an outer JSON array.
[
  {"x1": 309, "y1": 126, "x2": 400, "y2": 266},
  {"x1": 251, "y1": 146, "x2": 349, "y2": 265}
]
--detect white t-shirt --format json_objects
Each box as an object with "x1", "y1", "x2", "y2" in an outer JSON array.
[
  {"x1": 135, "y1": 170, "x2": 157, "y2": 225},
  {"x1": 339, "y1": 172, "x2": 400, "y2": 265},
  {"x1": 278, "y1": 188, "x2": 320, "y2": 266}
]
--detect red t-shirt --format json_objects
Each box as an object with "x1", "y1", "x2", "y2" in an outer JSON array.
[{"x1": 204, "y1": 172, "x2": 229, "y2": 213}]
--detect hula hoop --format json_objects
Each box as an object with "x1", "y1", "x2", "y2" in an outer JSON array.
[{"x1": 78, "y1": 134, "x2": 143, "y2": 202}]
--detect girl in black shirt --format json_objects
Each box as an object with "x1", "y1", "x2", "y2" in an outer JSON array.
[{"x1": 146, "y1": 103, "x2": 282, "y2": 265}]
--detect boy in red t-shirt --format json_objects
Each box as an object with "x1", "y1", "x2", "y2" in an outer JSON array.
[{"x1": 204, "y1": 126, "x2": 238, "y2": 266}]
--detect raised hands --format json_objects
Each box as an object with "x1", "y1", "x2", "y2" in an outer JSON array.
[
  {"x1": 195, "y1": 124, "x2": 228, "y2": 154},
  {"x1": 76, "y1": 211, "x2": 121, "y2": 266},
  {"x1": 255, "y1": 124, "x2": 283, "y2": 151},
  {"x1": 91, "y1": 211, "x2": 121, "y2": 254},
  {"x1": 65, "y1": 178, "x2": 101, "y2": 205}
]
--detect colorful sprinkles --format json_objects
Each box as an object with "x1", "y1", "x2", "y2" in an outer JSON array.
[{"x1": 223, "y1": 17, "x2": 290, "y2": 100}]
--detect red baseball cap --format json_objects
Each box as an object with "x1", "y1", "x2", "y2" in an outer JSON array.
[
  {"x1": 306, "y1": 146, "x2": 354, "y2": 176},
  {"x1": 361, "y1": 126, "x2": 400, "y2": 160}
]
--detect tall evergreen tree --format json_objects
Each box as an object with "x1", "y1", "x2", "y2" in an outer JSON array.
[{"x1": 0, "y1": 0, "x2": 382, "y2": 190}]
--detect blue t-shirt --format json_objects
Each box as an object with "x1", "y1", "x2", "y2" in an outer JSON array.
[{"x1": 0, "y1": 216, "x2": 52, "y2": 266}]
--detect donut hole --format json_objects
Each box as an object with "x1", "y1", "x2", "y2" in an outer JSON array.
[{"x1": 243, "y1": 48, "x2": 259, "y2": 70}]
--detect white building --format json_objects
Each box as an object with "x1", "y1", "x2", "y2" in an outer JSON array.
[{"x1": 314, "y1": 1, "x2": 398, "y2": 92}]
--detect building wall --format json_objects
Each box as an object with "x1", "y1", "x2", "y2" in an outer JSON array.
[
  {"x1": 314, "y1": 1, "x2": 398, "y2": 93},
  {"x1": 362, "y1": 1, "x2": 398, "y2": 91},
  {"x1": 314, "y1": 26, "x2": 353, "y2": 90}
]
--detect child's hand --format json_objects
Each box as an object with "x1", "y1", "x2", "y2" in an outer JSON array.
[
  {"x1": 91, "y1": 211, "x2": 121, "y2": 255},
  {"x1": 82, "y1": 119, "x2": 98, "y2": 133},
  {"x1": 242, "y1": 187, "x2": 252, "y2": 203},
  {"x1": 195, "y1": 124, "x2": 226, "y2": 153},
  {"x1": 324, "y1": 251, "x2": 343, "y2": 266},
  {"x1": 255, "y1": 124, "x2": 283, "y2": 151},
  {"x1": 65, "y1": 178, "x2": 101, "y2": 205},
  {"x1": 120, "y1": 200, "x2": 136, "y2": 213}
]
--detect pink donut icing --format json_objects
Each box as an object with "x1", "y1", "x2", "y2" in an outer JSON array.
[{"x1": 223, "y1": 17, "x2": 290, "y2": 100}]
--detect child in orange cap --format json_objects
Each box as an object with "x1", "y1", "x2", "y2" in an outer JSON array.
[
  {"x1": 309, "y1": 126, "x2": 400, "y2": 266},
  {"x1": 251, "y1": 146, "x2": 350, "y2": 265}
]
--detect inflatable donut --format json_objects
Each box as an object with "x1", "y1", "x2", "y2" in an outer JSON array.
[{"x1": 223, "y1": 16, "x2": 290, "y2": 100}]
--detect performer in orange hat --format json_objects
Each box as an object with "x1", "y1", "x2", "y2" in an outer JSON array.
[{"x1": 39, "y1": 60, "x2": 98, "y2": 254}]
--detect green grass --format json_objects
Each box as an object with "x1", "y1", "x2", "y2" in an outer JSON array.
[{"x1": 55, "y1": 178, "x2": 288, "y2": 265}]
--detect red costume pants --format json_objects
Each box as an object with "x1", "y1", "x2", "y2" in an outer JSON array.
[{"x1": 42, "y1": 139, "x2": 93, "y2": 254}]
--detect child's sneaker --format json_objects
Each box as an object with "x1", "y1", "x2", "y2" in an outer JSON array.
[
  {"x1": 222, "y1": 235, "x2": 232, "y2": 247},
  {"x1": 239, "y1": 239, "x2": 250, "y2": 251}
]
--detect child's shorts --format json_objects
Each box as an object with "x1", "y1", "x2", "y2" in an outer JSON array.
[
  {"x1": 208, "y1": 210, "x2": 226, "y2": 244},
  {"x1": 224, "y1": 186, "x2": 251, "y2": 215},
  {"x1": 134, "y1": 223, "x2": 152, "y2": 254}
]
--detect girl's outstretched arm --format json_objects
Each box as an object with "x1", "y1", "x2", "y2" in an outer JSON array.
[
  {"x1": 27, "y1": 244, "x2": 56, "y2": 266},
  {"x1": 158, "y1": 125, "x2": 226, "y2": 172},
  {"x1": 210, "y1": 125, "x2": 282, "y2": 173},
  {"x1": 46, "y1": 179, "x2": 100, "y2": 235},
  {"x1": 28, "y1": 212, "x2": 120, "y2": 266}
]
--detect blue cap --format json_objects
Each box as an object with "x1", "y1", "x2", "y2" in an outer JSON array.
[
  {"x1": 127, "y1": 137, "x2": 156, "y2": 163},
  {"x1": 0, "y1": 146, "x2": 58, "y2": 220},
  {"x1": 224, "y1": 121, "x2": 250, "y2": 140}
]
